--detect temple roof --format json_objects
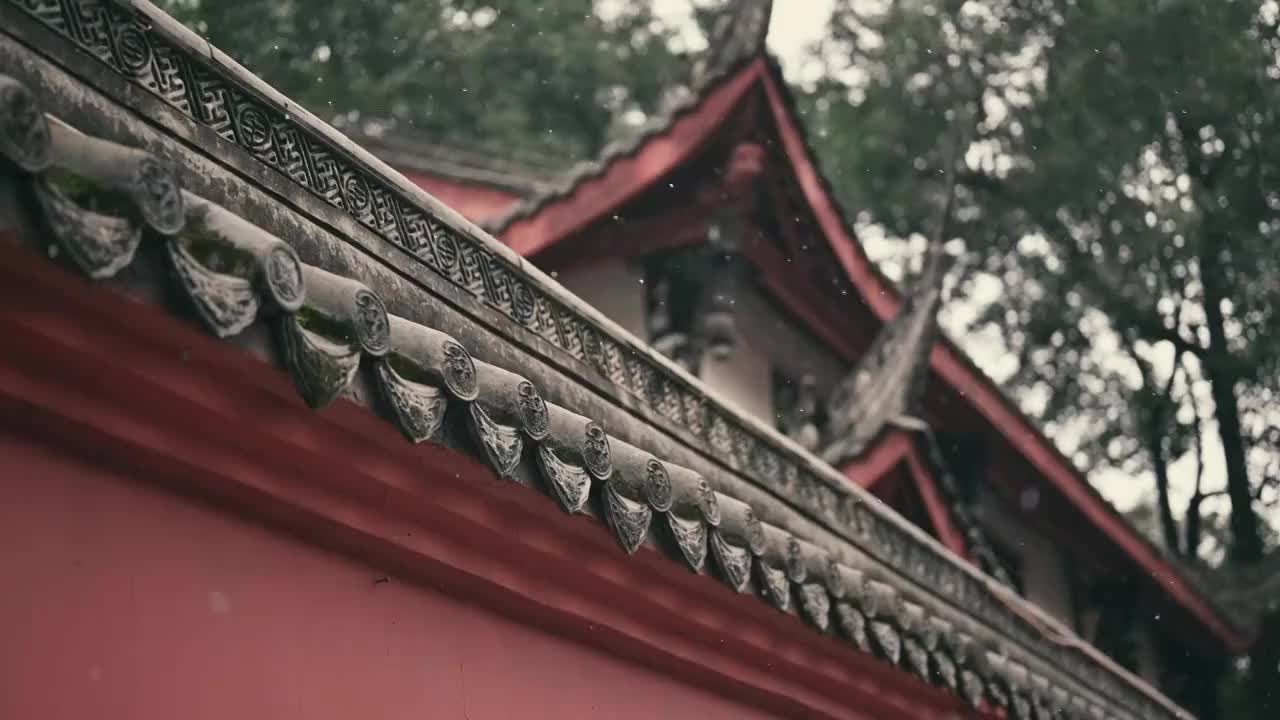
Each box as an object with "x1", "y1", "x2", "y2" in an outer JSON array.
[
  {"x1": 692, "y1": 0, "x2": 774, "y2": 86},
  {"x1": 485, "y1": 1, "x2": 775, "y2": 240},
  {"x1": 340, "y1": 119, "x2": 561, "y2": 197},
  {"x1": 0, "y1": 1, "x2": 1234, "y2": 718},
  {"x1": 475, "y1": 26, "x2": 1246, "y2": 658}
]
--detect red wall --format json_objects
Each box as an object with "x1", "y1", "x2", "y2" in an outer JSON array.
[{"x1": 0, "y1": 434, "x2": 775, "y2": 720}]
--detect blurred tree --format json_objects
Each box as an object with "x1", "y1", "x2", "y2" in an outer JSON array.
[
  {"x1": 800, "y1": 0, "x2": 1280, "y2": 715},
  {"x1": 155, "y1": 0, "x2": 689, "y2": 163}
]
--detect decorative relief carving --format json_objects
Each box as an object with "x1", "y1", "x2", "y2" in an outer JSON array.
[
  {"x1": 467, "y1": 403, "x2": 523, "y2": 478},
  {"x1": 0, "y1": 73, "x2": 50, "y2": 172},
  {"x1": 603, "y1": 483, "x2": 651, "y2": 555},
  {"x1": 697, "y1": 478, "x2": 721, "y2": 527},
  {"x1": 1011, "y1": 693, "x2": 1032, "y2": 720},
  {"x1": 666, "y1": 512, "x2": 707, "y2": 571},
  {"x1": 835, "y1": 604, "x2": 870, "y2": 652},
  {"x1": 34, "y1": 180, "x2": 140, "y2": 279},
  {"x1": 375, "y1": 359, "x2": 447, "y2": 443},
  {"x1": 276, "y1": 316, "x2": 360, "y2": 409},
  {"x1": 516, "y1": 380, "x2": 549, "y2": 439},
  {"x1": 167, "y1": 240, "x2": 257, "y2": 337},
  {"x1": 441, "y1": 341, "x2": 478, "y2": 400},
  {"x1": 581, "y1": 423, "x2": 612, "y2": 480},
  {"x1": 263, "y1": 245, "x2": 304, "y2": 311},
  {"x1": 643, "y1": 458, "x2": 672, "y2": 512},
  {"x1": 536, "y1": 445, "x2": 592, "y2": 513},
  {"x1": 961, "y1": 669, "x2": 986, "y2": 709},
  {"x1": 165, "y1": 196, "x2": 304, "y2": 337},
  {"x1": 785, "y1": 536, "x2": 805, "y2": 583},
  {"x1": 709, "y1": 530, "x2": 752, "y2": 593},
  {"x1": 870, "y1": 620, "x2": 902, "y2": 665},
  {"x1": 798, "y1": 584, "x2": 831, "y2": 631},
  {"x1": 352, "y1": 288, "x2": 390, "y2": 356},
  {"x1": 904, "y1": 637, "x2": 931, "y2": 682},
  {"x1": 934, "y1": 651, "x2": 958, "y2": 692},
  {"x1": 132, "y1": 155, "x2": 184, "y2": 234},
  {"x1": 756, "y1": 562, "x2": 792, "y2": 611}
]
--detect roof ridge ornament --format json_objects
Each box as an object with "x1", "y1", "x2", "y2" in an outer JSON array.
[
  {"x1": 692, "y1": 0, "x2": 774, "y2": 88},
  {"x1": 820, "y1": 121, "x2": 966, "y2": 466}
]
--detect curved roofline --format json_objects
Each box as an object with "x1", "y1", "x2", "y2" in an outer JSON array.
[{"x1": 488, "y1": 51, "x2": 1247, "y2": 653}]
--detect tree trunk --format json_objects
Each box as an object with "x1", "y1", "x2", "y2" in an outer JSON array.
[
  {"x1": 1148, "y1": 428, "x2": 1181, "y2": 554},
  {"x1": 1199, "y1": 237, "x2": 1272, "y2": 720},
  {"x1": 1199, "y1": 245, "x2": 1263, "y2": 564},
  {"x1": 1249, "y1": 612, "x2": 1280, "y2": 720},
  {"x1": 1183, "y1": 496, "x2": 1202, "y2": 559}
]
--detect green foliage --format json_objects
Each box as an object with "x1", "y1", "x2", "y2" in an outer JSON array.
[
  {"x1": 803, "y1": 1, "x2": 1280, "y2": 713},
  {"x1": 804, "y1": 0, "x2": 1280, "y2": 558},
  {"x1": 155, "y1": 0, "x2": 690, "y2": 162}
]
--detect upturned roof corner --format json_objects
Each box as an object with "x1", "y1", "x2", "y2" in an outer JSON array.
[{"x1": 691, "y1": 0, "x2": 774, "y2": 88}]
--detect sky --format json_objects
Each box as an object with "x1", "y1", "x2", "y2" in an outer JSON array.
[{"x1": 646, "y1": 0, "x2": 1215, "y2": 516}]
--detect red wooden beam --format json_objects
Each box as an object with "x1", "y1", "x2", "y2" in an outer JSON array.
[{"x1": 904, "y1": 445, "x2": 971, "y2": 559}]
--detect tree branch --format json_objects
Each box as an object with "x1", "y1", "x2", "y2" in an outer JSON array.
[{"x1": 960, "y1": 169, "x2": 1208, "y2": 359}]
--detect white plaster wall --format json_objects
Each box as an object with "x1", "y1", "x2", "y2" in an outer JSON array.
[
  {"x1": 976, "y1": 485, "x2": 1076, "y2": 626},
  {"x1": 727, "y1": 278, "x2": 847, "y2": 391},
  {"x1": 699, "y1": 274, "x2": 847, "y2": 426},
  {"x1": 554, "y1": 258, "x2": 647, "y2": 339},
  {"x1": 557, "y1": 264, "x2": 848, "y2": 430},
  {"x1": 700, "y1": 328, "x2": 775, "y2": 421}
]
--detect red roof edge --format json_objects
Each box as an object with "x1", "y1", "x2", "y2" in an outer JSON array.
[
  {"x1": 499, "y1": 59, "x2": 766, "y2": 256},
  {"x1": 902, "y1": 445, "x2": 970, "y2": 559},
  {"x1": 757, "y1": 64, "x2": 1248, "y2": 654},
  {"x1": 838, "y1": 430, "x2": 968, "y2": 559}
]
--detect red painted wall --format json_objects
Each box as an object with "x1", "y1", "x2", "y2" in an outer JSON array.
[{"x1": 0, "y1": 434, "x2": 776, "y2": 720}]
